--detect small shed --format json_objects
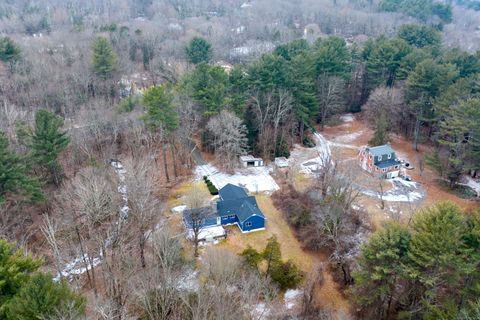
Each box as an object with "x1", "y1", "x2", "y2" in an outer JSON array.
[
  {"x1": 240, "y1": 155, "x2": 264, "y2": 168},
  {"x1": 274, "y1": 157, "x2": 289, "y2": 168}
]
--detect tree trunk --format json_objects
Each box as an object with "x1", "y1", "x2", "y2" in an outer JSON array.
[
  {"x1": 170, "y1": 143, "x2": 178, "y2": 178},
  {"x1": 75, "y1": 225, "x2": 97, "y2": 296},
  {"x1": 162, "y1": 143, "x2": 170, "y2": 183},
  {"x1": 413, "y1": 118, "x2": 421, "y2": 151},
  {"x1": 140, "y1": 234, "x2": 146, "y2": 268}
]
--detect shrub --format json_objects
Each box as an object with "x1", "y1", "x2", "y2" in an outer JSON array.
[
  {"x1": 302, "y1": 136, "x2": 316, "y2": 148},
  {"x1": 271, "y1": 260, "x2": 304, "y2": 290}
]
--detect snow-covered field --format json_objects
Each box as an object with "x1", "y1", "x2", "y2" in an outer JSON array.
[{"x1": 195, "y1": 164, "x2": 279, "y2": 193}]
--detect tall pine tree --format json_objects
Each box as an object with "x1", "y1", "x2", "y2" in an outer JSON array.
[
  {"x1": 27, "y1": 109, "x2": 70, "y2": 186},
  {"x1": 0, "y1": 132, "x2": 42, "y2": 204},
  {"x1": 92, "y1": 36, "x2": 118, "y2": 79}
]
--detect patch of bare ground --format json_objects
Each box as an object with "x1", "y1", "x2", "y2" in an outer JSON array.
[{"x1": 321, "y1": 113, "x2": 479, "y2": 217}]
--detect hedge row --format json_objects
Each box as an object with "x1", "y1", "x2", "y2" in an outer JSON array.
[{"x1": 203, "y1": 176, "x2": 219, "y2": 195}]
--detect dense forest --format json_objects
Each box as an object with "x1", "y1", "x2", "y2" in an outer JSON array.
[{"x1": 0, "y1": 0, "x2": 480, "y2": 319}]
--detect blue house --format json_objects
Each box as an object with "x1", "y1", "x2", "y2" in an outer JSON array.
[{"x1": 183, "y1": 184, "x2": 266, "y2": 234}]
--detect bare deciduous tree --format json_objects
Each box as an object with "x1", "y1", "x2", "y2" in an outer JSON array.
[
  {"x1": 206, "y1": 110, "x2": 248, "y2": 171},
  {"x1": 317, "y1": 75, "x2": 345, "y2": 130}
]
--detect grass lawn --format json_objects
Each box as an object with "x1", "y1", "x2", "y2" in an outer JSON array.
[{"x1": 219, "y1": 193, "x2": 351, "y2": 317}]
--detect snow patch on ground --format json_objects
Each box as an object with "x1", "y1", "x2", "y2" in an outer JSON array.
[
  {"x1": 340, "y1": 113, "x2": 354, "y2": 123},
  {"x1": 187, "y1": 225, "x2": 226, "y2": 241},
  {"x1": 462, "y1": 176, "x2": 480, "y2": 197},
  {"x1": 284, "y1": 289, "x2": 302, "y2": 310},
  {"x1": 251, "y1": 303, "x2": 271, "y2": 319},
  {"x1": 54, "y1": 254, "x2": 101, "y2": 282},
  {"x1": 171, "y1": 205, "x2": 187, "y2": 214},
  {"x1": 361, "y1": 189, "x2": 423, "y2": 202},
  {"x1": 195, "y1": 164, "x2": 279, "y2": 193},
  {"x1": 176, "y1": 270, "x2": 199, "y2": 292}
]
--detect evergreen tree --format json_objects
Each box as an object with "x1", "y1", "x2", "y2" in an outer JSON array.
[
  {"x1": 365, "y1": 37, "x2": 412, "y2": 88},
  {"x1": 313, "y1": 36, "x2": 351, "y2": 78},
  {"x1": 0, "y1": 240, "x2": 42, "y2": 315},
  {"x1": 0, "y1": 132, "x2": 43, "y2": 204},
  {"x1": 0, "y1": 37, "x2": 20, "y2": 63},
  {"x1": 369, "y1": 111, "x2": 389, "y2": 146},
  {"x1": 290, "y1": 52, "x2": 317, "y2": 132},
  {"x1": 263, "y1": 236, "x2": 282, "y2": 276},
  {"x1": 353, "y1": 223, "x2": 411, "y2": 319},
  {"x1": 240, "y1": 245, "x2": 263, "y2": 268},
  {"x1": 142, "y1": 84, "x2": 178, "y2": 133},
  {"x1": 435, "y1": 98, "x2": 480, "y2": 188},
  {"x1": 228, "y1": 65, "x2": 248, "y2": 116},
  {"x1": 183, "y1": 63, "x2": 229, "y2": 116},
  {"x1": 5, "y1": 273, "x2": 85, "y2": 319},
  {"x1": 185, "y1": 37, "x2": 212, "y2": 64},
  {"x1": 142, "y1": 84, "x2": 179, "y2": 182},
  {"x1": 91, "y1": 36, "x2": 118, "y2": 79},
  {"x1": 405, "y1": 59, "x2": 458, "y2": 150},
  {"x1": 397, "y1": 24, "x2": 442, "y2": 49},
  {"x1": 27, "y1": 109, "x2": 70, "y2": 186},
  {"x1": 405, "y1": 202, "x2": 474, "y2": 318}
]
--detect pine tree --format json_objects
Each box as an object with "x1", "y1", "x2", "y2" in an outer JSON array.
[
  {"x1": 0, "y1": 37, "x2": 20, "y2": 63},
  {"x1": 353, "y1": 223, "x2": 411, "y2": 319},
  {"x1": 183, "y1": 63, "x2": 229, "y2": 116},
  {"x1": 5, "y1": 273, "x2": 85, "y2": 319},
  {"x1": 28, "y1": 109, "x2": 70, "y2": 186},
  {"x1": 405, "y1": 202, "x2": 474, "y2": 318},
  {"x1": 142, "y1": 84, "x2": 178, "y2": 133},
  {"x1": 0, "y1": 240, "x2": 42, "y2": 315},
  {"x1": 263, "y1": 236, "x2": 282, "y2": 276},
  {"x1": 142, "y1": 84, "x2": 179, "y2": 182},
  {"x1": 185, "y1": 37, "x2": 212, "y2": 64},
  {"x1": 0, "y1": 132, "x2": 43, "y2": 204},
  {"x1": 369, "y1": 111, "x2": 389, "y2": 146},
  {"x1": 405, "y1": 59, "x2": 458, "y2": 150},
  {"x1": 92, "y1": 36, "x2": 118, "y2": 79}
]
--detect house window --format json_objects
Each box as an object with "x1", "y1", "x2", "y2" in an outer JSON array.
[
  {"x1": 245, "y1": 222, "x2": 252, "y2": 227},
  {"x1": 378, "y1": 156, "x2": 382, "y2": 161},
  {"x1": 222, "y1": 216, "x2": 228, "y2": 220},
  {"x1": 388, "y1": 153, "x2": 392, "y2": 159},
  {"x1": 229, "y1": 215, "x2": 235, "y2": 219},
  {"x1": 382, "y1": 168, "x2": 386, "y2": 172}
]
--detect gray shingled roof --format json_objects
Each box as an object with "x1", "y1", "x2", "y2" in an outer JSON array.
[
  {"x1": 217, "y1": 196, "x2": 264, "y2": 222},
  {"x1": 219, "y1": 183, "x2": 248, "y2": 200},
  {"x1": 376, "y1": 159, "x2": 402, "y2": 169},
  {"x1": 368, "y1": 144, "x2": 395, "y2": 157}
]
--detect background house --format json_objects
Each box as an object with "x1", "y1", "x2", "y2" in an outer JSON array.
[
  {"x1": 240, "y1": 155, "x2": 264, "y2": 167},
  {"x1": 358, "y1": 144, "x2": 402, "y2": 178}
]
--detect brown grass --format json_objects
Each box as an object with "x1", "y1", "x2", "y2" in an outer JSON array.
[{"x1": 218, "y1": 194, "x2": 352, "y2": 318}]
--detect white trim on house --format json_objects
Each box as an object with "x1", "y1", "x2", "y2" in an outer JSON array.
[{"x1": 239, "y1": 226, "x2": 266, "y2": 234}]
